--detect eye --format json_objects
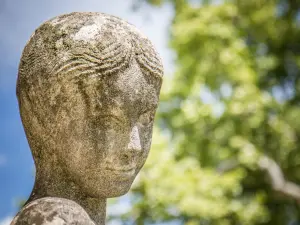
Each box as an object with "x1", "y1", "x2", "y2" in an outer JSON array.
[
  {"x1": 138, "y1": 111, "x2": 154, "y2": 126},
  {"x1": 100, "y1": 114, "x2": 127, "y2": 129}
]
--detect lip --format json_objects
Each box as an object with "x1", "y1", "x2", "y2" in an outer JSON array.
[{"x1": 105, "y1": 167, "x2": 135, "y2": 172}]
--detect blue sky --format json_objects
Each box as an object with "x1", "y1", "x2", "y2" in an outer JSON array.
[{"x1": 0, "y1": 0, "x2": 173, "y2": 223}]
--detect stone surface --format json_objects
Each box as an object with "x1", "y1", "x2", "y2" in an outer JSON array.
[
  {"x1": 14, "y1": 12, "x2": 163, "y2": 224},
  {"x1": 11, "y1": 197, "x2": 95, "y2": 225}
]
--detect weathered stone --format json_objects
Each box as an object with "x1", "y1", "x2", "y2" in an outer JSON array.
[
  {"x1": 11, "y1": 197, "x2": 95, "y2": 225},
  {"x1": 13, "y1": 12, "x2": 163, "y2": 224}
]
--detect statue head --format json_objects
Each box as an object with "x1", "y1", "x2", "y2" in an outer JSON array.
[{"x1": 17, "y1": 12, "x2": 163, "y2": 198}]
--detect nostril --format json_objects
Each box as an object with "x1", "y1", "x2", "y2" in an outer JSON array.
[
  {"x1": 121, "y1": 153, "x2": 130, "y2": 162},
  {"x1": 121, "y1": 149, "x2": 139, "y2": 164}
]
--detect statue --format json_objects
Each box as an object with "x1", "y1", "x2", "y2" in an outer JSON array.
[{"x1": 12, "y1": 12, "x2": 163, "y2": 225}]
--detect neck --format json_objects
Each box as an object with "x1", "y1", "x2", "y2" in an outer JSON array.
[{"x1": 27, "y1": 163, "x2": 107, "y2": 225}]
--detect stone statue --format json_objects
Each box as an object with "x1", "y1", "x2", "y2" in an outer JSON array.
[{"x1": 12, "y1": 12, "x2": 163, "y2": 225}]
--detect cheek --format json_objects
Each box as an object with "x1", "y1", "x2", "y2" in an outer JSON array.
[
  {"x1": 95, "y1": 127, "x2": 128, "y2": 156},
  {"x1": 53, "y1": 113, "x2": 94, "y2": 162}
]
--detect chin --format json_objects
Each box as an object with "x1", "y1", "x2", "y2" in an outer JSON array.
[
  {"x1": 105, "y1": 179, "x2": 134, "y2": 198},
  {"x1": 106, "y1": 187, "x2": 131, "y2": 198},
  {"x1": 82, "y1": 178, "x2": 134, "y2": 198}
]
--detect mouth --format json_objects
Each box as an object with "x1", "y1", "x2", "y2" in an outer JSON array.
[{"x1": 105, "y1": 167, "x2": 135, "y2": 173}]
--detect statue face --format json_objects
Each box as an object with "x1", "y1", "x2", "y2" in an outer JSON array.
[{"x1": 54, "y1": 60, "x2": 160, "y2": 198}]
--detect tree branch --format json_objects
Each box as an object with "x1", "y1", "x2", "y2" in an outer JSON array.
[
  {"x1": 258, "y1": 156, "x2": 300, "y2": 202},
  {"x1": 217, "y1": 155, "x2": 300, "y2": 202}
]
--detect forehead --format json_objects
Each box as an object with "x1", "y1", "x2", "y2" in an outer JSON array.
[{"x1": 101, "y1": 61, "x2": 160, "y2": 111}]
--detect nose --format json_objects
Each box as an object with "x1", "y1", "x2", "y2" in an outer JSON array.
[{"x1": 127, "y1": 125, "x2": 142, "y2": 153}]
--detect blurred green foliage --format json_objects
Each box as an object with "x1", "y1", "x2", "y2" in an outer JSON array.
[{"x1": 113, "y1": 0, "x2": 300, "y2": 224}]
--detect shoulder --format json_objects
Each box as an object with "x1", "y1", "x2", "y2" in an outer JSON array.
[{"x1": 11, "y1": 197, "x2": 95, "y2": 225}]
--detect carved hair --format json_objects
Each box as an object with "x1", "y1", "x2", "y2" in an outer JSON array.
[{"x1": 17, "y1": 12, "x2": 163, "y2": 93}]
